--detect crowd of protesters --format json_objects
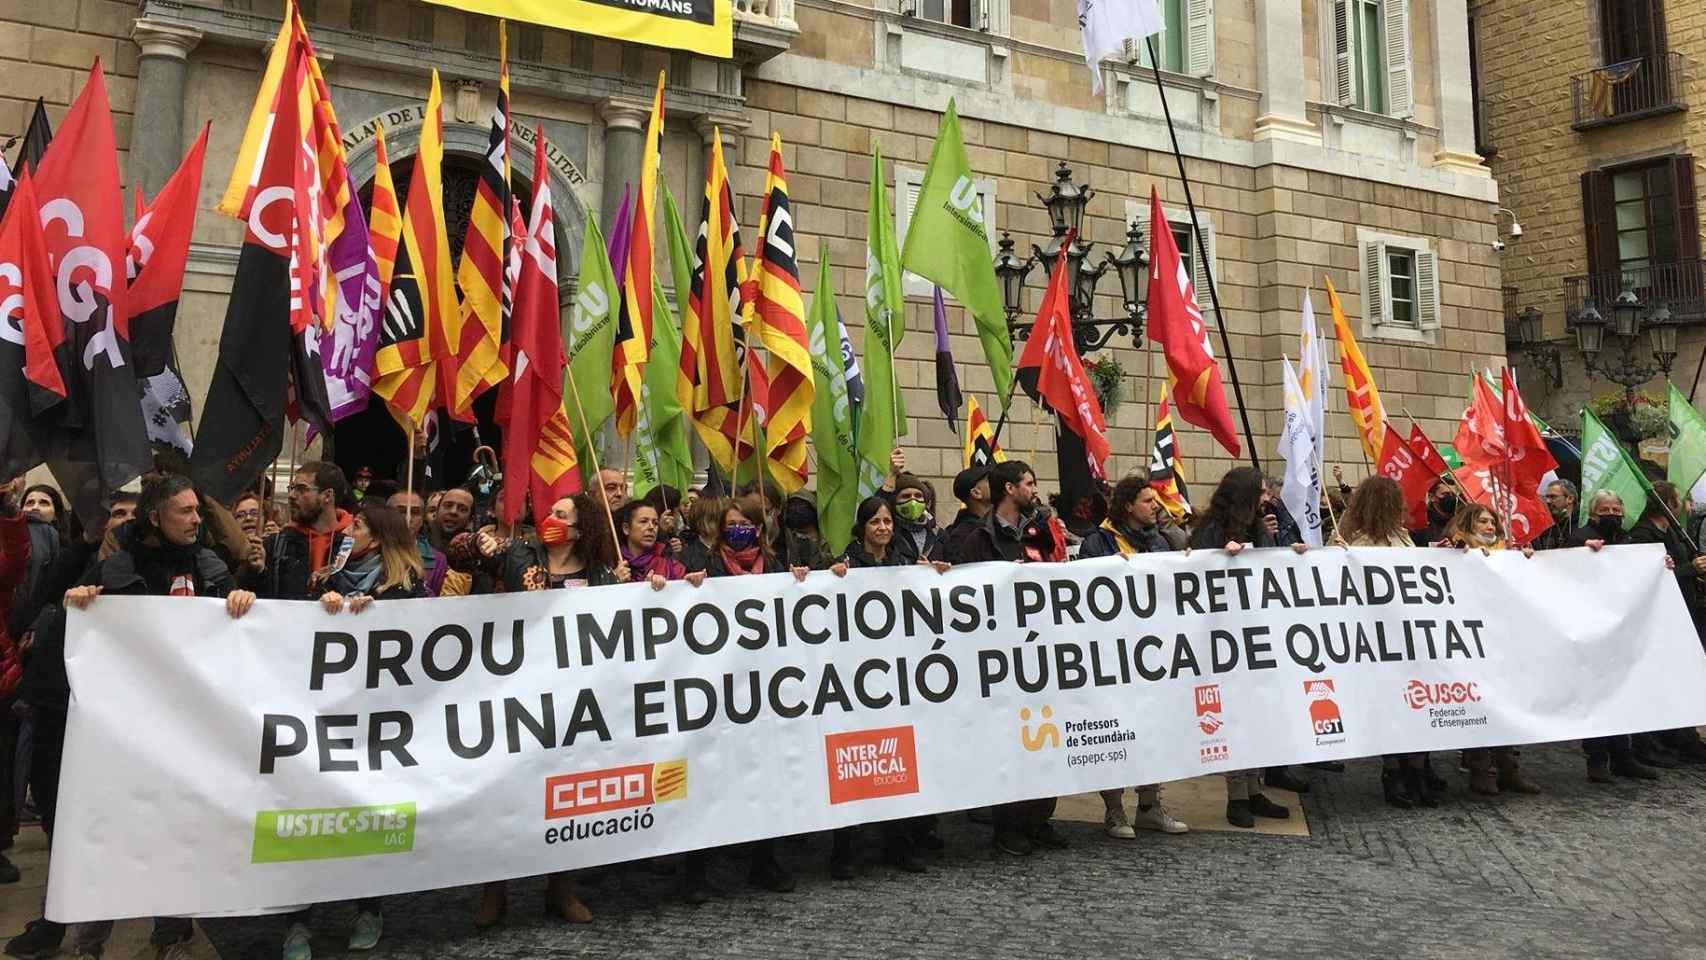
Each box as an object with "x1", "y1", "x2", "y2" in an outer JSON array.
[{"x1": 0, "y1": 442, "x2": 1699, "y2": 960}]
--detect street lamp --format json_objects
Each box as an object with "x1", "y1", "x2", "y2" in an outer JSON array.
[
  {"x1": 1507, "y1": 305, "x2": 1562, "y2": 389},
  {"x1": 995, "y1": 162, "x2": 1147, "y2": 356},
  {"x1": 1567, "y1": 283, "x2": 1677, "y2": 407}
]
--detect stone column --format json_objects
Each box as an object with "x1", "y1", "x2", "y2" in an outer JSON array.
[
  {"x1": 600, "y1": 98, "x2": 649, "y2": 234},
  {"x1": 1431, "y1": 0, "x2": 1488, "y2": 176},
  {"x1": 1250, "y1": 0, "x2": 1317, "y2": 145},
  {"x1": 130, "y1": 18, "x2": 203, "y2": 197}
]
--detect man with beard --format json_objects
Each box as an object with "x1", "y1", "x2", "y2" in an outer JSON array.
[
  {"x1": 431, "y1": 488, "x2": 476, "y2": 551},
  {"x1": 256, "y1": 461, "x2": 354, "y2": 601},
  {"x1": 1411, "y1": 479, "x2": 1458, "y2": 546},
  {"x1": 933, "y1": 466, "x2": 991, "y2": 564},
  {"x1": 1532, "y1": 479, "x2": 1577, "y2": 551}
]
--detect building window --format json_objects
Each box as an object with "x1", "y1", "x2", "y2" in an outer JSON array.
[
  {"x1": 1127, "y1": 199, "x2": 1217, "y2": 318},
  {"x1": 1357, "y1": 228, "x2": 1439, "y2": 340},
  {"x1": 1582, "y1": 157, "x2": 1700, "y2": 294},
  {"x1": 1469, "y1": 14, "x2": 1494, "y2": 156},
  {"x1": 1125, "y1": 0, "x2": 1213, "y2": 77},
  {"x1": 916, "y1": 0, "x2": 974, "y2": 28},
  {"x1": 1330, "y1": 0, "x2": 1411, "y2": 118},
  {"x1": 896, "y1": 166, "x2": 997, "y2": 297},
  {"x1": 1600, "y1": 0, "x2": 1666, "y2": 65}
]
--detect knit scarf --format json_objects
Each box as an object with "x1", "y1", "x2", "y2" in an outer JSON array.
[
  {"x1": 624, "y1": 541, "x2": 685, "y2": 580},
  {"x1": 718, "y1": 544, "x2": 765, "y2": 575},
  {"x1": 327, "y1": 548, "x2": 384, "y2": 595},
  {"x1": 1097, "y1": 519, "x2": 1152, "y2": 557}
]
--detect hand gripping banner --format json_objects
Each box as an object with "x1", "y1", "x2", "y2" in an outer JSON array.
[{"x1": 48, "y1": 545, "x2": 1706, "y2": 920}]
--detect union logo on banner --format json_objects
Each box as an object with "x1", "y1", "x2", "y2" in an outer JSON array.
[{"x1": 825, "y1": 726, "x2": 919, "y2": 804}]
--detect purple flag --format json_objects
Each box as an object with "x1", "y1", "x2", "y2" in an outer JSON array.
[
  {"x1": 315, "y1": 190, "x2": 382, "y2": 431},
  {"x1": 932, "y1": 285, "x2": 962, "y2": 427},
  {"x1": 607, "y1": 184, "x2": 633, "y2": 280}
]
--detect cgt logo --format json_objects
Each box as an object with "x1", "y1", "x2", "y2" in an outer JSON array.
[
  {"x1": 1405, "y1": 680, "x2": 1481, "y2": 710},
  {"x1": 1305, "y1": 679, "x2": 1345, "y2": 736},
  {"x1": 1194, "y1": 683, "x2": 1223, "y2": 736},
  {"x1": 826, "y1": 726, "x2": 919, "y2": 804},
  {"x1": 544, "y1": 760, "x2": 687, "y2": 820}
]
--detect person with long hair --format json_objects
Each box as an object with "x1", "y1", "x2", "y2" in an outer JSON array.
[
  {"x1": 615, "y1": 500, "x2": 694, "y2": 585},
  {"x1": 1438, "y1": 501, "x2": 1539, "y2": 796},
  {"x1": 1188, "y1": 466, "x2": 1309, "y2": 829},
  {"x1": 1340, "y1": 477, "x2": 1441, "y2": 809},
  {"x1": 680, "y1": 495, "x2": 727, "y2": 574},
  {"x1": 826, "y1": 496, "x2": 950, "y2": 878}
]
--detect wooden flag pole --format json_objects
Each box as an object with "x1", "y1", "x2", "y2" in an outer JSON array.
[
  {"x1": 404, "y1": 422, "x2": 417, "y2": 504},
  {"x1": 1146, "y1": 35, "x2": 1259, "y2": 471},
  {"x1": 563, "y1": 365, "x2": 624, "y2": 548}
]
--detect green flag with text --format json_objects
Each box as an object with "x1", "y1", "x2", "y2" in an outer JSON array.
[
  {"x1": 857, "y1": 146, "x2": 907, "y2": 499},
  {"x1": 566, "y1": 215, "x2": 618, "y2": 489},
  {"x1": 900, "y1": 98, "x2": 1013, "y2": 406},
  {"x1": 1579, "y1": 407, "x2": 1647, "y2": 530},
  {"x1": 808, "y1": 254, "x2": 858, "y2": 556}
]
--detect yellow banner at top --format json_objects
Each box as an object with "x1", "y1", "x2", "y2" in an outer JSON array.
[{"x1": 423, "y1": 0, "x2": 732, "y2": 58}]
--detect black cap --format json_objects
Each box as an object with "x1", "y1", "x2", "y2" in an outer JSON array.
[{"x1": 953, "y1": 465, "x2": 991, "y2": 503}]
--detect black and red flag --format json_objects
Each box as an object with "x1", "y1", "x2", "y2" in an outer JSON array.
[
  {"x1": 127, "y1": 122, "x2": 208, "y2": 378},
  {"x1": 31, "y1": 62, "x2": 152, "y2": 526},
  {"x1": 0, "y1": 172, "x2": 65, "y2": 476},
  {"x1": 1016, "y1": 232, "x2": 1110, "y2": 479},
  {"x1": 0, "y1": 98, "x2": 53, "y2": 224}
]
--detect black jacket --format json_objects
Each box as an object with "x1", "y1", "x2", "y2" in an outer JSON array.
[
  {"x1": 1189, "y1": 517, "x2": 1277, "y2": 551},
  {"x1": 1565, "y1": 522, "x2": 1629, "y2": 548},
  {"x1": 1531, "y1": 517, "x2": 1577, "y2": 551},
  {"x1": 1628, "y1": 518, "x2": 1705, "y2": 628},
  {"x1": 1078, "y1": 522, "x2": 1171, "y2": 558},
  {"x1": 498, "y1": 536, "x2": 620, "y2": 591},
  {"x1": 933, "y1": 509, "x2": 986, "y2": 565},
  {"x1": 961, "y1": 511, "x2": 1032, "y2": 564},
  {"x1": 891, "y1": 521, "x2": 939, "y2": 565},
  {"x1": 843, "y1": 541, "x2": 910, "y2": 569},
  {"x1": 255, "y1": 524, "x2": 353, "y2": 600},
  {"x1": 680, "y1": 537, "x2": 715, "y2": 575}
]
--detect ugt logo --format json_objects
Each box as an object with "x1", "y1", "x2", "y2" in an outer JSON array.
[
  {"x1": 1019, "y1": 705, "x2": 1061, "y2": 752},
  {"x1": 1305, "y1": 679, "x2": 1344, "y2": 737},
  {"x1": 1194, "y1": 684, "x2": 1223, "y2": 736}
]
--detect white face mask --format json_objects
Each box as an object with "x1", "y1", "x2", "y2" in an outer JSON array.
[{"x1": 1474, "y1": 527, "x2": 1498, "y2": 546}]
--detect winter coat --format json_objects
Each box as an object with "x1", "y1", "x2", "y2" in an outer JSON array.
[
  {"x1": 0, "y1": 514, "x2": 31, "y2": 698},
  {"x1": 255, "y1": 511, "x2": 354, "y2": 600},
  {"x1": 1078, "y1": 520, "x2": 1170, "y2": 558},
  {"x1": 931, "y1": 509, "x2": 985, "y2": 565},
  {"x1": 499, "y1": 536, "x2": 620, "y2": 592},
  {"x1": 1628, "y1": 518, "x2": 1706, "y2": 633},
  {"x1": 842, "y1": 540, "x2": 910, "y2": 569},
  {"x1": 1189, "y1": 517, "x2": 1277, "y2": 551}
]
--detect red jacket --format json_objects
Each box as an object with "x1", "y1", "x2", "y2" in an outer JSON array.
[{"x1": 0, "y1": 514, "x2": 31, "y2": 697}]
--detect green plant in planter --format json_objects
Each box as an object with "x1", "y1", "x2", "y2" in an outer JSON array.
[
  {"x1": 1086, "y1": 354, "x2": 1125, "y2": 416},
  {"x1": 1589, "y1": 388, "x2": 1668, "y2": 441}
]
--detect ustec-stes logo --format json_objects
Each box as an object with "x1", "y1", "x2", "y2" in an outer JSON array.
[
  {"x1": 544, "y1": 760, "x2": 688, "y2": 820},
  {"x1": 1305, "y1": 679, "x2": 1345, "y2": 737},
  {"x1": 825, "y1": 725, "x2": 919, "y2": 804}
]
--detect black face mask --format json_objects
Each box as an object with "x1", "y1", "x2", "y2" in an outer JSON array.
[
  {"x1": 1592, "y1": 514, "x2": 1624, "y2": 539},
  {"x1": 783, "y1": 502, "x2": 817, "y2": 532},
  {"x1": 1432, "y1": 494, "x2": 1458, "y2": 519}
]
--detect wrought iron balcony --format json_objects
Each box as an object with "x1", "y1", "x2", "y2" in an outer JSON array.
[
  {"x1": 1571, "y1": 52, "x2": 1688, "y2": 130},
  {"x1": 1564, "y1": 259, "x2": 1706, "y2": 323}
]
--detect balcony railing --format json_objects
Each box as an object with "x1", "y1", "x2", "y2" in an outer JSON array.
[
  {"x1": 1571, "y1": 51, "x2": 1688, "y2": 130},
  {"x1": 1563, "y1": 259, "x2": 1706, "y2": 323}
]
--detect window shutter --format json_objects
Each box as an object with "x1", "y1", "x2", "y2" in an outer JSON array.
[
  {"x1": 1384, "y1": 0, "x2": 1413, "y2": 118},
  {"x1": 1332, "y1": 0, "x2": 1357, "y2": 107},
  {"x1": 1190, "y1": 224, "x2": 1217, "y2": 318},
  {"x1": 1416, "y1": 249, "x2": 1440, "y2": 331},
  {"x1": 1363, "y1": 240, "x2": 1388, "y2": 326},
  {"x1": 1580, "y1": 169, "x2": 1617, "y2": 276},
  {"x1": 1673, "y1": 155, "x2": 1700, "y2": 263},
  {"x1": 1185, "y1": 0, "x2": 1214, "y2": 77}
]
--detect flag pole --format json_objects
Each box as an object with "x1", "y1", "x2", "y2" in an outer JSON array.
[
  {"x1": 988, "y1": 372, "x2": 1023, "y2": 448},
  {"x1": 1397, "y1": 404, "x2": 1473, "y2": 501},
  {"x1": 404, "y1": 422, "x2": 417, "y2": 504},
  {"x1": 563, "y1": 365, "x2": 624, "y2": 548},
  {"x1": 1145, "y1": 35, "x2": 1258, "y2": 471}
]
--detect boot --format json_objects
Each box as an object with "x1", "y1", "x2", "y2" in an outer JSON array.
[
  {"x1": 1495, "y1": 750, "x2": 1541, "y2": 795},
  {"x1": 473, "y1": 881, "x2": 508, "y2": 929},
  {"x1": 544, "y1": 873, "x2": 593, "y2": 924},
  {"x1": 1586, "y1": 757, "x2": 1614, "y2": 784},
  {"x1": 1422, "y1": 755, "x2": 1448, "y2": 792},
  {"x1": 1609, "y1": 755, "x2": 1660, "y2": 781},
  {"x1": 1381, "y1": 770, "x2": 1413, "y2": 809},
  {"x1": 1225, "y1": 798, "x2": 1254, "y2": 829},
  {"x1": 1404, "y1": 767, "x2": 1438, "y2": 808},
  {"x1": 681, "y1": 855, "x2": 711, "y2": 905},
  {"x1": 1465, "y1": 750, "x2": 1499, "y2": 796}
]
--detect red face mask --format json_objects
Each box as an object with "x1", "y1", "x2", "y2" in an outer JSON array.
[{"x1": 539, "y1": 515, "x2": 571, "y2": 546}]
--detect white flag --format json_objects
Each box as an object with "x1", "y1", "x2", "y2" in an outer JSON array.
[
  {"x1": 0, "y1": 151, "x2": 12, "y2": 195},
  {"x1": 1279, "y1": 355, "x2": 1324, "y2": 547},
  {"x1": 1078, "y1": 0, "x2": 1166, "y2": 94},
  {"x1": 1298, "y1": 291, "x2": 1327, "y2": 469}
]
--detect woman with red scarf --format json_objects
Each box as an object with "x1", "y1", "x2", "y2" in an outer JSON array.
[
  {"x1": 680, "y1": 495, "x2": 815, "y2": 902},
  {"x1": 615, "y1": 501, "x2": 697, "y2": 585}
]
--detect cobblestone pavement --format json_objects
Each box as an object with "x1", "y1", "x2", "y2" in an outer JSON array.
[{"x1": 202, "y1": 742, "x2": 1706, "y2": 960}]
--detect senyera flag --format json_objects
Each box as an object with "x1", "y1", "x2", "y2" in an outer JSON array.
[
  {"x1": 448, "y1": 18, "x2": 512, "y2": 422},
  {"x1": 751, "y1": 133, "x2": 814, "y2": 494},
  {"x1": 1145, "y1": 186, "x2": 1239, "y2": 458},
  {"x1": 613, "y1": 72, "x2": 666, "y2": 440},
  {"x1": 678, "y1": 132, "x2": 753, "y2": 473},
  {"x1": 1016, "y1": 231, "x2": 1110, "y2": 479}
]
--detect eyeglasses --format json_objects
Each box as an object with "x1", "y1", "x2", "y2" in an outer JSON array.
[
  {"x1": 233, "y1": 509, "x2": 263, "y2": 521},
  {"x1": 286, "y1": 483, "x2": 321, "y2": 496}
]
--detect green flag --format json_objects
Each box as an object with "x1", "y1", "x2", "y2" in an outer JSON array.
[
  {"x1": 808, "y1": 254, "x2": 858, "y2": 556},
  {"x1": 1579, "y1": 407, "x2": 1647, "y2": 529},
  {"x1": 633, "y1": 186, "x2": 697, "y2": 500},
  {"x1": 565, "y1": 215, "x2": 618, "y2": 490},
  {"x1": 1667, "y1": 383, "x2": 1706, "y2": 498},
  {"x1": 900, "y1": 98, "x2": 1013, "y2": 407},
  {"x1": 858, "y1": 146, "x2": 907, "y2": 499}
]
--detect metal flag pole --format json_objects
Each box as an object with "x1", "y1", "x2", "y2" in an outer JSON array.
[{"x1": 1146, "y1": 35, "x2": 1259, "y2": 472}]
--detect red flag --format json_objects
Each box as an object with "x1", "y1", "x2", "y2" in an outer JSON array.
[
  {"x1": 1144, "y1": 186, "x2": 1239, "y2": 457},
  {"x1": 1453, "y1": 463, "x2": 1553, "y2": 547},
  {"x1": 1377, "y1": 424, "x2": 1435, "y2": 530},
  {"x1": 1454, "y1": 373, "x2": 1506, "y2": 469},
  {"x1": 0, "y1": 172, "x2": 65, "y2": 474},
  {"x1": 1407, "y1": 423, "x2": 1449, "y2": 476},
  {"x1": 1501, "y1": 366, "x2": 1556, "y2": 489},
  {"x1": 501, "y1": 133, "x2": 581, "y2": 526},
  {"x1": 1016, "y1": 233, "x2": 1110, "y2": 479},
  {"x1": 127, "y1": 123, "x2": 208, "y2": 378}
]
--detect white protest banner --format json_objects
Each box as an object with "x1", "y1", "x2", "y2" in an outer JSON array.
[{"x1": 48, "y1": 545, "x2": 1706, "y2": 920}]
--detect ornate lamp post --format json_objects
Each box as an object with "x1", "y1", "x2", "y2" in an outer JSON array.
[
  {"x1": 1506, "y1": 305, "x2": 1563, "y2": 390},
  {"x1": 1567, "y1": 282, "x2": 1678, "y2": 408}
]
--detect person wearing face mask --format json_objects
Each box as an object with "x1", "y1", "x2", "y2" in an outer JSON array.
[
  {"x1": 470, "y1": 493, "x2": 630, "y2": 929},
  {"x1": 1439, "y1": 503, "x2": 1540, "y2": 796},
  {"x1": 1624, "y1": 481, "x2": 1706, "y2": 766},
  {"x1": 679, "y1": 495, "x2": 728, "y2": 574},
  {"x1": 1412, "y1": 480, "x2": 1459, "y2": 546},
  {"x1": 680, "y1": 496, "x2": 814, "y2": 901},
  {"x1": 779, "y1": 490, "x2": 827, "y2": 559},
  {"x1": 885, "y1": 474, "x2": 939, "y2": 564}
]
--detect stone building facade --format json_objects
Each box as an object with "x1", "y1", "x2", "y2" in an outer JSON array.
[
  {"x1": 1, "y1": 0, "x2": 1505, "y2": 498},
  {"x1": 1475, "y1": 0, "x2": 1706, "y2": 430}
]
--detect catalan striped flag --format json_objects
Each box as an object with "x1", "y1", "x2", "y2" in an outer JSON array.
[
  {"x1": 372, "y1": 70, "x2": 455, "y2": 432},
  {"x1": 963, "y1": 394, "x2": 1005, "y2": 468},
  {"x1": 1325, "y1": 275, "x2": 1386, "y2": 464},
  {"x1": 1149, "y1": 383, "x2": 1192, "y2": 519},
  {"x1": 613, "y1": 71, "x2": 666, "y2": 438},
  {"x1": 751, "y1": 134, "x2": 813, "y2": 493},
  {"x1": 448, "y1": 20, "x2": 512, "y2": 421},
  {"x1": 368, "y1": 125, "x2": 402, "y2": 308},
  {"x1": 678, "y1": 130, "x2": 753, "y2": 472}
]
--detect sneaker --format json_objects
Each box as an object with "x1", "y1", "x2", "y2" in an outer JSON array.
[
  {"x1": 993, "y1": 830, "x2": 1034, "y2": 856},
  {"x1": 282, "y1": 921, "x2": 313, "y2": 960},
  {"x1": 4, "y1": 920, "x2": 64, "y2": 960},
  {"x1": 0, "y1": 852, "x2": 19, "y2": 884},
  {"x1": 1225, "y1": 799, "x2": 1254, "y2": 829},
  {"x1": 347, "y1": 910, "x2": 382, "y2": 951},
  {"x1": 1104, "y1": 808, "x2": 1136, "y2": 839},
  {"x1": 1132, "y1": 804, "x2": 1189, "y2": 834},
  {"x1": 1025, "y1": 821, "x2": 1069, "y2": 850},
  {"x1": 1247, "y1": 792, "x2": 1291, "y2": 819}
]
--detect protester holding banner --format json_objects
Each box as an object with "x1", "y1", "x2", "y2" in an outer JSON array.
[
  {"x1": 1412, "y1": 480, "x2": 1458, "y2": 546},
  {"x1": 1340, "y1": 476, "x2": 1441, "y2": 809},
  {"x1": 1533, "y1": 480, "x2": 1578, "y2": 552},
  {"x1": 679, "y1": 495, "x2": 726, "y2": 575},
  {"x1": 1189, "y1": 466, "x2": 1306, "y2": 828},
  {"x1": 386, "y1": 490, "x2": 450, "y2": 597},
  {"x1": 1624, "y1": 482, "x2": 1706, "y2": 766},
  {"x1": 932, "y1": 466, "x2": 991, "y2": 565},
  {"x1": 4, "y1": 474, "x2": 255, "y2": 960},
  {"x1": 614, "y1": 500, "x2": 696, "y2": 587},
  {"x1": 1080, "y1": 474, "x2": 1191, "y2": 839},
  {"x1": 255, "y1": 462, "x2": 354, "y2": 601},
  {"x1": 885, "y1": 474, "x2": 940, "y2": 565}
]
